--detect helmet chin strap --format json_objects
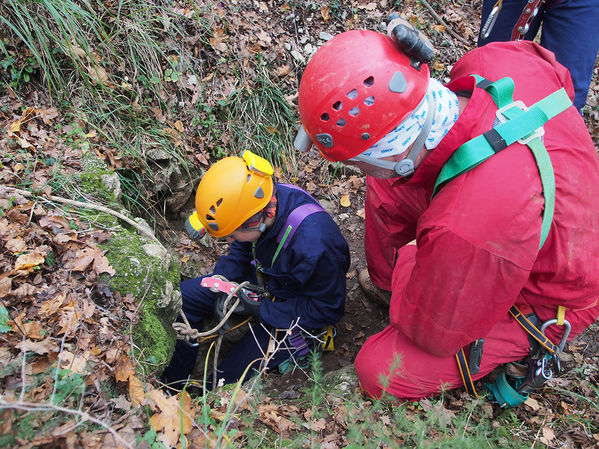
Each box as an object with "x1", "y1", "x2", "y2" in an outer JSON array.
[{"x1": 351, "y1": 99, "x2": 436, "y2": 178}]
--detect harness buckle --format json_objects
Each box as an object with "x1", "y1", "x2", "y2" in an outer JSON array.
[
  {"x1": 518, "y1": 356, "x2": 553, "y2": 395},
  {"x1": 495, "y1": 100, "x2": 545, "y2": 145}
]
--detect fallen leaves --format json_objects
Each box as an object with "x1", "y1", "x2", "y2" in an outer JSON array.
[
  {"x1": 149, "y1": 389, "x2": 196, "y2": 447},
  {"x1": 14, "y1": 252, "x2": 45, "y2": 272},
  {"x1": 129, "y1": 375, "x2": 146, "y2": 407},
  {"x1": 339, "y1": 194, "x2": 351, "y2": 208}
]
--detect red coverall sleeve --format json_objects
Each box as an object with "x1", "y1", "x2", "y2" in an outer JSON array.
[
  {"x1": 389, "y1": 226, "x2": 533, "y2": 357},
  {"x1": 365, "y1": 176, "x2": 427, "y2": 290}
]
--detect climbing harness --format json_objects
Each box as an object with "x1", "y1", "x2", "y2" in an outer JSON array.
[{"x1": 433, "y1": 75, "x2": 573, "y2": 405}]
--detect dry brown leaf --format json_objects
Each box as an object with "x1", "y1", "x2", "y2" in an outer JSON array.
[
  {"x1": 14, "y1": 252, "x2": 45, "y2": 271},
  {"x1": 174, "y1": 120, "x2": 185, "y2": 133},
  {"x1": 87, "y1": 64, "x2": 108, "y2": 85},
  {"x1": 59, "y1": 350, "x2": 89, "y2": 374},
  {"x1": 9, "y1": 119, "x2": 22, "y2": 135},
  {"x1": 55, "y1": 304, "x2": 80, "y2": 336},
  {"x1": 542, "y1": 426, "x2": 555, "y2": 441},
  {"x1": 340, "y1": 194, "x2": 351, "y2": 208},
  {"x1": 16, "y1": 338, "x2": 59, "y2": 355},
  {"x1": 433, "y1": 61, "x2": 445, "y2": 71},
  {"x1": 321, "y1": 5, "x2": 330, "y2": 22},
  {"x1": 72, "y1": 253, "x2": 94, "y2": 272},
  {"x1": 39, "y1": 293, "x2": 66, "y2": 318},
  {"x1": 275, "y1": 65, "x2": 291, "y2": 77},
  {"x1": 38, "y1": 107, "x2": 59, "y2": 125},
  {"x1": 0, "y1": 277, "x2": 12, "y2": 298},
  {"x1": 115, "y1": 354, "x2": 135, "y2": 382},
  {"x1": 5, "y1": 238, "x2": 26, "y2": 253},
  {"x1": 257, "y1": 30, "x2": 272, "y2": 47},
  {"x1": 129, "y1": 375, "x2": 146, "y2": 406},
  {"x1": 210, "y1": 31, "x2": 228, "y2": 52},
  {"x1": 524, "y1": 396, "x2": 540, "y2": 411},
  {"x1": 52, "y1": 233, "x2": 77, "y2": 245},
  {"x1": 11, "y1": 283, "x2": 41, "y2": 297},
  {"x1": 258, "y1": 404, "x2": 296, "y2": 437},
  {"x1": 149, "y1": 390, "x2": 195, "y2": 448},
  {"x1": 433, "y1": 24, "x2": 447, "y2": 33},
  {"x1": 311, "y1": 418, "x2": 326, "y2": 431},
  {"x1": 110, "y1": 395, "x2": 132, "y2": 412},
  {"x1": 0, "y1": 410, "x2": 14, "y2": 437},
  {"x1": 93, "y1": 251, "x2": 116, "y2": 276}
]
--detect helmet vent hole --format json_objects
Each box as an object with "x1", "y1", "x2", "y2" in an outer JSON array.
[
  {"x1": 206, "y1": 214, "x2": 214, "y2": 221},
  {"x1": 349, "y1": 106, "x2": 359, "y2": 116},
  {"x1": 363, "y1": 76, "x2": 374, "y2": 87},
  {"x1": 332, "y1": 101, "x2": 342, "y2": 111},
  {"x1": 210, "y1": 206, "x2": 216, "y2": 214},
  {"x1": 321, "y1": 113, "x2": 329, "y2": 121},
  {"x1": 336, "y1": 118, "x2": 346, "y2": 127},
  {"x1": 346, "y1": 89, "x2": 358, "y2": 100},
  {"x1": 216, "y1": 198, "x2": 223, "y2": 206},
  {"x1": 364, "y1": 96, "x2": 375, "y2": 106},
  {"x1": 246, "y1": 174, "x2": 251, "y2": 183}
]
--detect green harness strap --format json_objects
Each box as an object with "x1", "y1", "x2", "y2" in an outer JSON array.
[{"x1": 432, "y1": 75, "x2": 572, "y2": 249}]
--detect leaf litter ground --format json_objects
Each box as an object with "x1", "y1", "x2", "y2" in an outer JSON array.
[{"x1": 1, "y1": 0, "x2": 599, "y2": 447}]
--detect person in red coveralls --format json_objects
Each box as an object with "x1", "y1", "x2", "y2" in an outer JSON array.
[{"x1": 293, "y1": 15, "x2": 599, "y2": 403}]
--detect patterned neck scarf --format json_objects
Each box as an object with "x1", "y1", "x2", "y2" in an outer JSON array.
[{"x1": 358, "y1": 78, "x2": 460, "y2": 160}]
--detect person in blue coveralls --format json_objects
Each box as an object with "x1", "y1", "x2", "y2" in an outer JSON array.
[{"x1": 161, "y1": 150, "x2": 350, "y2": 390}]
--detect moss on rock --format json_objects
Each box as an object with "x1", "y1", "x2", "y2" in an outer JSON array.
[
  {"x1": 100, "y1": 232, "x2": 182, "y2": 378},
  {"x1": 77, "y1": 150, "x2": 182, "y2": 379}
]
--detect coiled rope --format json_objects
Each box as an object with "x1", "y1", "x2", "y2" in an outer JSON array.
[{"x1": 172, "y1": 275, "x2": 251, "y2": 344}]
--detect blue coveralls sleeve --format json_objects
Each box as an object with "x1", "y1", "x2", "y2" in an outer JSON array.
[
  {"x1": 212, "y1": 241, "x2": 255, "y2": 282},
  {"x1": 259, "y1": 213, "x2": 350, "y2": 330}
]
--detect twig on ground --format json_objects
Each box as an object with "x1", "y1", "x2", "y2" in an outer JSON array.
[
  {"x1": 0, "y1": 186, "x2": 161, "y2": 245},
  {"x1": 420, "y1": 0, "x2": 472, "y2": 46},
  {"x1": 4, "y1": 341, "x2": 135, "y2": 448},
  {"x1": 0, "y1": 399, "x2": 135, "y2": 449}
]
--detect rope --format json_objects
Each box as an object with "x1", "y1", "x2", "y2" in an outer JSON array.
[{"x1": 172, "y1": 276, "x2": 251, "y2": 344}]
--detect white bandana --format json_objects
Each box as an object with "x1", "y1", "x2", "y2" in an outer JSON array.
[{"x1": 358, "y1": 78, "x2": 460, "y2": 159}]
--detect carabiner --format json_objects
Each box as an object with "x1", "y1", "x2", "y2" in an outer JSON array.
[
  {"x1": 481, "y1": 0, "x2": 503, "y2": 39},
  {"x1": 540, "y1": 318, "x2": 571, "y2": 353},
  {"x1": 541, "y1": 317, "x2": 571, "y2": 372}
]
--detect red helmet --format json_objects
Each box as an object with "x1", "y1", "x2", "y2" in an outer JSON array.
[{"x1": 298, "y1": 30, "x2": 430, "y2": 161}]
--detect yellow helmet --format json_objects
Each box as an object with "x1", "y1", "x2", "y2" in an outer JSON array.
[{"x1": 193, "y1": 151, "x2": 274, "y2": 237}]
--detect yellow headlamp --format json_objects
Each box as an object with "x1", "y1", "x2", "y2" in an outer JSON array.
[
  {"x1": 242, "y1": 150, "x2": 273, "y2": 177},
  {"x1": 185, "y1": 211, "x2": 206, "y2": 240}
]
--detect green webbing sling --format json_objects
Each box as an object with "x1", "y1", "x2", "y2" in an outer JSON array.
[{"x1": 432, "y1": 75, "x2": 572, "y2": 250}]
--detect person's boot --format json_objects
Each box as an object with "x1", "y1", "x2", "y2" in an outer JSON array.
[{"x1": 358, "y1": 269, "x2": 391, "y2": 308}]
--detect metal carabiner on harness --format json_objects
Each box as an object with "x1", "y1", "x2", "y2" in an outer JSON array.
[
  {"x1": 540, "y1": 317, "x2": 571, "y2": 372},
  {"x1": 481, "y1": 0, "x2": 503, "y2": 39}
]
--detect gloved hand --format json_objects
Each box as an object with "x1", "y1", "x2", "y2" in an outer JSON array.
[
  {"x1": 235, "y1": 288, "x2": 262, "y2": 317},
  {"x1": 214, "y1": 289, "x2": 262, "y2": 319}
]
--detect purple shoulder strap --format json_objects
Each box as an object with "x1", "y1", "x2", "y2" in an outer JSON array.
[{"x1": 277, "y1": 184, "x2": 325, "y2": 249}]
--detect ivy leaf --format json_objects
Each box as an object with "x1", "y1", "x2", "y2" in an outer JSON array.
[{"x1": 0, "y1": 306, "x2": 12, "y2": 333}]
